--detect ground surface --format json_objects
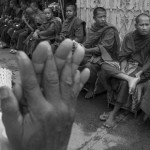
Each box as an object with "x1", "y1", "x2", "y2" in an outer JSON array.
[{"x1": 0, "y1": 48, "x2": 150, "y2": 150}]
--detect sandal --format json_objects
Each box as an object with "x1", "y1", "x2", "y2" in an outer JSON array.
[
  {"x1": 99, "y1": 112, "x2": 109, "y2": 121},
  {"x1": 9, "y1": 49, "x2": 17, "y2": 54},
  {"x1": 103, "y1": 121, "x2": 115, "y2": 128}
]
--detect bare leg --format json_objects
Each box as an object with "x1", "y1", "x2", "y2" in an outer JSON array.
[
  {"x1": 104, "y1": 103, "x2": 122, "y2": 128},
  {"x1": 85, "y1": 63, "x2": 100, "y2": 99},
  {"x1": 101, "y1": 64, "x2": 140, "y2": 94},
  {"x1": 85, "y1": 85, "x2": 95, "y2": 99},
  {"x1": 104, "y1": 81, "x2": 129, "y2": 128}
]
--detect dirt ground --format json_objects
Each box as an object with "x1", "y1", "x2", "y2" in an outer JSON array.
[{"x1": 1, "y1": 48, "x2": 150, "y2": 150}]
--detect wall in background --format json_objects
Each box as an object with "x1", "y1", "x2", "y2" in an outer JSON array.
[{"x1": 76, "y1": 0, "x2": 150, "y2": 39}]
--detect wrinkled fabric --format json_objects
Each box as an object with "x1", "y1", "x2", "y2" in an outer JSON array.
[
  {"x1": 84, "y1": 23, "x2": 120, "y2": 62},
  {"x1": 60, "y1": 16, "x2": 85, "y2": 43},
  {"x1": 120, "y1": 30, "x2": 150, "y2": 72},
  {"x1": 38, "y1": 17, "x2": 62, "y2": 39},
  {"x1": 24, "y1": 17, "x2": 61, "y2": 56},
  {"x1": 81, "y1": 23, "x2": 120, "y2": 94},
  {"x1": 141, "y1": 81, "x2": 150, "y2": 116},
  {"x1": 100, "y1": 30, "x2": 150, "y2": 113}
]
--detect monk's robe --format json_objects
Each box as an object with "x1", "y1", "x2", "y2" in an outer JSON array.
[
  {"x1": 59, "y1": 16, "x2": 85, "y2": 43},
  {"x1": 141, "y1": 80, "x2": 150, "y2": 117},
  {"x1": 102, "y1": 30, "x2": 150, "y2": 112},
  {"x1": 83, "y1": 23, "x2": 120, "y2": 61},
  {"x1": 81, "y1": 23, "x2": 120, "y2": 94},
  {"x1": 119, "y1": 30, "x2": 150, "y2": 78},
  {"x1": 25, "y1": 17, "x2": 62, "y2": 56},
  {"x1": 16, "y1": 15, "x2": 41, "y2": 51},
  {"x1": 1, "y1": 7, "x2": 23, "y2": 46},
  {"x1": 37, "y1": 17, "x2": 62, "y2": 40}
]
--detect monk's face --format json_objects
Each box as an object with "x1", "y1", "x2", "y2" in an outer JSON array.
[
  {"x1": 10, "y1": 1, "x2": 14, "y2": 8},
  {"x1": 136, "y1": 16, "x2": 150, "y2": 35},
  {"x1": 44, "y1": 8, "x2": 53, "y2": 20},
  {"x1": 66, "y1": 6, "x2": 76, "y2": 19},
  {"x1": 94, "y1": 11, "x2": 106, "y2": 26}
]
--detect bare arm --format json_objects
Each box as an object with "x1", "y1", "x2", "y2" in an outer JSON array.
[{"x1": 120, "y1": 59, "x2": 127, "y2": 73}]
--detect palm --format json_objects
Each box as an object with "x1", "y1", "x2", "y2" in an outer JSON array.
[{"x1": 1, "y1": 39, "x2": 90, "y2": 150}]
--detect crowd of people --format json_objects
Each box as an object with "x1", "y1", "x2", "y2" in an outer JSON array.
[{"x1": 0, "y1": 0, "x2": 150, "y2": 149}]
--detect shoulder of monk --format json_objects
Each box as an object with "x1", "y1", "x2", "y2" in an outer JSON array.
[
  {"x1": 73, "y1": 17, "x2": 84, "y2": 25},
  {"x1": 106, "y1": 23, "x2": 119, "y2": 32},
  {"x1": 123, "y1": 31, "x2": 135, "y2": 40}
]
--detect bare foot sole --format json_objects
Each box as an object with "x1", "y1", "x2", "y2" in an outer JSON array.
[
  {"x1": 129, "y1": 77, "x2": 140, "y2": 94},
  {"x1": 85, "y1": 90, "x2": 94, "y2": 99}
]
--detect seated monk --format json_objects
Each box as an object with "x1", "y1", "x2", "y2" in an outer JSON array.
[
  {"x1": 1, "y1": 2, "x2": 23, "y2": 48},
  {"x1": 16, "y1": 6, "x2": 46, "y2": 54},
  {"x1": 33, "y1": 7, "x2": 61, "y2": 41},
  {"x1": 15, "y1": 7, "x2": 40, "y2": 52},
  {"x1": 9, "y1": 1, "x2": 28, "y2": 52},
  {"x1": 30, "y1": 2, "x2": 46, "y2": 24},
  {"x1": 80, "y1": 7, "x2": 120, "y2": 99},
  {"x1": 100, "y1": 13, "x2": 150, "y2": 128},
  {"x1": 52, "y1": 4, "x2": 86, "y2": 53},
  {"x1": 26, "y1": 7, "x2": 62, "y2": 57}
]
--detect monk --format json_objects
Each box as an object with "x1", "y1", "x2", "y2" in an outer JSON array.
[
  {"x1": 9, "y1": 1, "x2": 28, "y2": 51},
  {"x1": 100, "y1": 13, "x2": 150, "y2": 128},
  {"x1": 33, "y1": 7, "x2": 61, "y2": 40},
  {"x1": 81, "y1": 7, "x2": 120, "y2": 99},
  {"x1": 16, "y1": 6, "x2": 46, "y2": 53},
  {"x1": 25, "y1": 7, "x2": 62, "y2": 56},
  {"x1": 1, "y1": 1, "x2": 23, "y2": 48},
  {"x1": 55, "y1": 4, "x2": 85, "y2": 44},
  {"x1": 15, "y1": 7, "x2": 38, "y2": 51}
]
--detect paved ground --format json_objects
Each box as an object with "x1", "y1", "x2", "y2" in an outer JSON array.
[{"x1": 1, "y1": 48, "x2": 150, "y2": 150}]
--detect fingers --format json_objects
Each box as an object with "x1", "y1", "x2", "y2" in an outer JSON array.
[
  {"x1": 32, "y1": 41, "x2": 51, "y2": 84},
  {"x1": 79, "y1": 68, "x2": 90, "y2": 91},
  {"x1": 17, "y1": 51, "x2": 45, "y2": 113},
  {"x1": 13, "y1": 82, "x2": 23, "y2": 103},
  {"x1": 55, "y1": 39, "x2": 73, "y2": 74},
  {"x1": 72, "y1": 68, "x2": 90, "y2": 99},
  {"x1": 0, "y1": 87, "x2": 22, "y2": 131},
  {"x1": 60, "y1": 52, "x2": 73, "y2": 106},
  {"x1": 72, "y1": 70, "x2": 81, "y2": 99},
  {"x1": 72, "y1": 42, "x2": 85, "y2": 74},
  {"x1": 129, "y1": 88, "x2": 134, "y2": 95},
  {"x1": 60, "y1": 42, "x2": 86, "y2": 105},
  {"x1": 42, "y1": 42, "x2": 60, "y2": 102}
]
